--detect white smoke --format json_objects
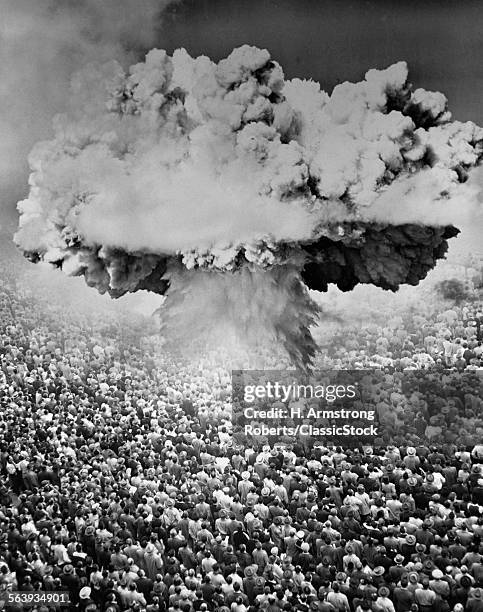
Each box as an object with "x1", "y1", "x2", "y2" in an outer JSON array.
[
  {"x1": 159, "y1": 263, "x2": 319, "y2": 367},
  {"x1": 15, "y1": 48, "x2": 482, "y2": 268},
  {"x1": 0, "y1": 0, "x2": 176, "y2": 225}
]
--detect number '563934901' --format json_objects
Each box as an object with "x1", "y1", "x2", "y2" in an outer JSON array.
[{"x1": 3, "y1": 591, "x2": 70, "y2": 607}]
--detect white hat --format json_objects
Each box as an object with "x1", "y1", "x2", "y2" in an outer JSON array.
[{"x1": 79, "y1": 587, "x2": 91, "y2": 599}]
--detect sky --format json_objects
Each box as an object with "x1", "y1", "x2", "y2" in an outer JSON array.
[{"x1": 160, "y1": 0, "x2": 483, "y2": 125}]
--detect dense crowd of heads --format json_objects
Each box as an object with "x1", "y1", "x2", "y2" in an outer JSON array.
[{"x1": 0, "y1": 253, "x2": 482, "y2": 612}]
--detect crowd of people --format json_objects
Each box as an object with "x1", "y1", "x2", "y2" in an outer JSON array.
[
  {"x1": 0, "y1": 248, "x2": 482, "y2": 612},
  {"x1": 318, "y1": 300, "x2": 483, "y2": 372}
]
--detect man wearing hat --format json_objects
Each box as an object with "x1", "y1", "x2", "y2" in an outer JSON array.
[
  {"x1": 455, "y1": 575, "x2": 474, "y2": 603},
  {"x1": 78, "y1": 586, "x2": 97, "y2": 612},
  {"x1": 467, "y1": 588, "x2": 483, "y2": 612},
  {"x1": 430, "y1": 569, "x2": 450, "y2": 600},
  {"x1": 254, "y1": 454, "x2": 269, "y2": 479},
  {"x1": 406, "y1": 572, "x2": 422, "y2": 594},
  {"x1": 298, "y1": 542, "x2": 315, "y2": 573},
  {"x1": 243, "y1": 566, "x2": 258, "y2": 605},
  {"x1": 376, "y1": 586, "x2": 396, "y2": 612},
  {"x1": 401, "y1": 535, "x2": 417, "y2": 560},
  {"x1": 342, "y1": 544, "x2": 362, "y2": 572},
  {"x1": 404, "y1": 448, "x2": 420, "y2": 471},
  {"x1": 60, "y1": 564, "x2": 80, "y2": 606},
  {"x1": 215, "y1": 508, "x2": 231, "y2": 537},
  {"x1": 143, "y1": 543, "x2": 163, "y2": 580},
  {"x1": 388, "y1": 555, "x2": 407, "y2": 583},
  {"x1": 372, "y1": 566, "x2": 386, "y2": 589}
]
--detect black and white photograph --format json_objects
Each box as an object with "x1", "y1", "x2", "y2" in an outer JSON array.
[{"x1": 0, "y1": 1, "x2": 482, "y2": 611}]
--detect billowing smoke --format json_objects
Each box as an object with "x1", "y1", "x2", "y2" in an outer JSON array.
[
  {"x1": 159, "y1": 262, "x2": 319, "y2": 367},
  {"x1": 15, "y1": 46, "x2": 483, "y2": 366},
  {"x1": 0, "y1": 0, "x2": 175, "y2": 228}
]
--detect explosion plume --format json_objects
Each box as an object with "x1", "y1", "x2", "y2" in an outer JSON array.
[{"x1": 15, "y1": 46, "x2": 483, "y2": 366}]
